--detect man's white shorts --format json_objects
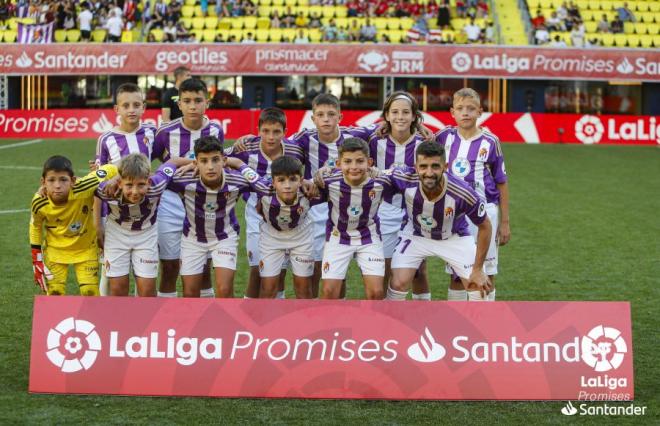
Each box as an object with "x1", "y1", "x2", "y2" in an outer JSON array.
[
  {"x1": 445, "y1": 203, "x2": 499, "y2": 276},
  {"x1": 310, "y1": 204, "x2": 328, "y2": 262},
  {"x1": 321, "y1": 236, "x2": 385, "y2": 280},
  {"x1": 259, "y1": 225, "x2": 314, "y2": 278},
  {"x1": 157, "y1": 191, "x2": 185, "y2": 260},
  {"x1": 378, "y1": 203, "x2": 404, "y2": 259},
  {"x1": 382, "y1": 231, "x2": 400, "y2": 259},
  {"x1": 393, "y1": 234, "x2": 476, "y2": 280},
  {"x1": 104, "y1": 220, "x2": 159, "y2": 278},
  {"x1": 245, "y1": 201, "x2": 263, "y2": 267},
  {"x1": 180, "y1": 235, "x2": 238, "y2": 275}
]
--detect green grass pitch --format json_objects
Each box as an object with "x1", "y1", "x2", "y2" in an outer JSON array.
[{"x1": 0, "y1": 138, "x2": 658, "y2": 424}]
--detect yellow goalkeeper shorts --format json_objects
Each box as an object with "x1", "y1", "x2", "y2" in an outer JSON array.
[{"x1": 45, "y1": 259, "x2": 99, "y2": 296}]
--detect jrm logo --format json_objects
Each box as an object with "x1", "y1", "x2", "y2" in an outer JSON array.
[{"x1": 392, "y1": 51, "x2": 424, "y2": 73}]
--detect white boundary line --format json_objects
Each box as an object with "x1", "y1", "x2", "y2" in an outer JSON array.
[
  {"x1": 0, "y1": 209, "x2": 30, "y2": 214},
  {"x1": 0, "y1": 165, "x2": 42, "y2": 170},
  {"x1": 0, "y1": 139, "x2": 43, "y2": 150}
]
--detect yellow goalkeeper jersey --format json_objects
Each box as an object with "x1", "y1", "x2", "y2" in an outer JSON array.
[{"x1": 29, "y1": 165, "x2": 117, "y2": 264}]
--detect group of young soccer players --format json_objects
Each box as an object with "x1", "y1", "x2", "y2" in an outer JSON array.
[{"x1": 29, "y1": 77, "x2": 510, "y2": 302}]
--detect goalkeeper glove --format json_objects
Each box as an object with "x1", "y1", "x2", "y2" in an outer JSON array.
[{"x1": 31, "y1": 247, "x2": 53, "y2": 293}]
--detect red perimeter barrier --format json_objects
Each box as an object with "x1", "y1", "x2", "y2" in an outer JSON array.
[
  {"x1": 1, "y1": 44, "x2": 658, "y2": 81},
  {"x1": 30, "y1": 297, "x2": 633, "y2": 400},
  {"x1": 0, "y1": 109, "x2": 658, "y2": 145}
]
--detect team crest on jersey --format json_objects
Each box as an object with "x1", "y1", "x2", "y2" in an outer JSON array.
[
  {"x1": 163, "y1": 167, "x2": 174, "y2": 177},
  {"x1": 258, "y1": 260, "x2": 264, "y2": 272},
  {"x1": 451, "y1": 158, "x2": 471, "y2": 177},
  {"x1": 68, "y1": 221, "x2": 82, "y2": 233},
  {"x1": 417, "y1": 214, "x2": 437, "y2": 230},
  {"x1": 478, "y1": 148, "x2": 489, "y2": 159},
  {"x1": 82, "y1": 206, "x2": 89, "y2": 214},
  {"x1": 205, "y1": 201, "x2": 218, "y2": 211},
  {"x1": 95, "y1": 169, "x2": 107, "y2": 178},
  {"x1": 478, "y1": 202, "x2": 486, "y2": 217},
  {"x1": 444, "y1": 207, "x2": 454, "y2": 217},
  {"x1": 296, "y1": 206, "x2": 304, "y2": 215},
  {"x1": 348, "y1": 205, "x2": 363, "y2": 216},
  {"x1": 323, "y1": 261, "x2": 330, "y2": 273},
  {"x1": 332, "y1": 228, "x2": 340, "y2": 237},
  {"x1": 368, "y1": 190, "x2": 376, "y2": 200}
]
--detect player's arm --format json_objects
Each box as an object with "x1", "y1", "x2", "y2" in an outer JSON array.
[
  {"x1": 73, "y1": 164, "x2": 119, "y2": 197},
  {"x1": 29, "y1": 196, "x2": 52, "y2": 293},
  {"x1": 496, "y1": 182, "x2": 510, "y2": 246},
  {"x1": 93, "y1": 196, "x2": 105, "y2": 250},
  {"x1": 236, "y1": 164, "x2": 274, "y2": 196},
  {"x1": 466, "y1": 199, "x2": 492, "y2": 297},
  {"x1": 347, "y1": 123, "x2": 379, "y2": 140}
]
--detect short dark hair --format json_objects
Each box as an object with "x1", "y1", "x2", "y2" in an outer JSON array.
[
  {"x1": 415, "y1": 141, "x2": 445, "y2": 161},
  {"x1": 173, "y1": 66, "x2": 190, "y2": 80},
  {"x1": 42, "y1": 155, "x2": 74, "y2": 178},
  {"x1": 312, "y1": 93, "x2": 340, "y2": 111},
  {"x1": 271, "y1": 156, "x2": 302, "y2": 177},
  {"x1": 115, "y1": 83, "x2": 142, "y2": 103},
  {"x1": 194, "y1": 136, "x2": 223, "y2": 156},
  {"x1": 258, "y1": 107, "x2": 287, "y2": 130},
  {"x1": 339, "y1": 137, "x2": 369, "y2": 157},
  {"x1": 179, "y1": 78, "x2": 207, "y2": 96}
]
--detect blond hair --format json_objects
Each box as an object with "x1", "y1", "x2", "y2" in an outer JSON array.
[
  {"x1": 453, "y1": 88, "x2": 481, "y2": 106},
  {"x1": 118, "y1": 153, "x2": 151, "y2": 180}
]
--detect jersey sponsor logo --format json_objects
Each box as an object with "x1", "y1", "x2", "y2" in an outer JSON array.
[
  {"x1": 348, "y1": 205, "x2": 363, "y2": 216},
  {"x1": 451, "y1": 158, "x2": 471, "y2": 177},
  {"x1": 478, "y1": 202, "x2": 486, "y2": 217},
  {"x1": 46, "y1": 317, "x2": 101, "y2": 373},
  {"x1": 68, "y1": 221, "x2": 82, "y2": 233},
  {"x1": 204, "y1": 201, "x2": 218, "y2": 211},
  {"x1": 163, "y1": 167, "x2": 174, "y2": 177},
  {"x1": 277, "y1": 215, "x2": 292, "y2": 224},
  {"x1": 324, "y1": 158, "x2": 337, "y2": 168},
  {"x1": 417, "y1": 214, "x2": 437, "y2": 230},
  {"x1": 96, "y1": 169, "x2": 108, "y2": 178}
]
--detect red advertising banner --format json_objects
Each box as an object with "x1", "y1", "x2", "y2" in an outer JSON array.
[
  {"x1": 1, "y1": 109, "x2": 658, "y2": 145},
  {"x1": 30, "y1": 297, "x2": 633, "y2": 400},
  {"x1": 0, "y1": 44, "x2": 658, "y2": 81}
]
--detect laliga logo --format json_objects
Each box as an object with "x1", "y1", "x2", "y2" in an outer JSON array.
[
  {"x1": 357, "y1": 50, "x2": 389, "y2": 73},
  {"x1": 581, "y1": 325, "x2": 627, "y2": 372},
  {"x1": 16, "y1": 52, "x2": 33, "y2": 68},
  {"x1": 407, "y1": 328, "x2": 445, "y2": 362},
  {"x1": 616, "y1": 58, "x2": 634, "y2": 74},
  {"x1": 46, "y1": 317, "x2": 101, "y2": 373},
  {"x1": 575, "y1": 115, "x2": 605, "y2": 144},
  {"x1": 451, "y1": 52, "x2": 472, "y2": 73},
  {"x1": 92, "y1": 114, "x2": 114, "y2": 134}
]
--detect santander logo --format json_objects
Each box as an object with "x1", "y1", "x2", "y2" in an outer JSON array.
[
  {"x1": 16, "y1": 52, "x2": 33, "y2": 68},
  {"x1": 407, "y1": 327, "x2": 446, "y2": 362},
  {"x1": 92, "y1": 113, "x2": 114, "y2": 133}
]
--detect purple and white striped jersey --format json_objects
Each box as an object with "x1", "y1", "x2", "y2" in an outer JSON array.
[
  {"x1": 319, "y1": 171, "x2": 393, "y2": 246},
  {"x1": 152, "y1": 117, "x2": 224, "y2": 162},
  {"x1": 225, "y1": 136, "x2": 305, "y2": 177},
  {"x1": 95, "y1": 123, "x2": 157, "y2": 165},
  {"x1": 258, "y1": 190, "x2": 316, "y2": 233},
  {"x1": 368, "y1": 132, "x2": 425, "y2": 208},
  {"x1": 387, "y1": 168, "x2": 487, "y2": 240},
  {"x1": 290, "y1": 125, "x2": 376, "y2": 180},
  {"x1": 435, "y1": 127, "x2": 507, "y2": 205},
  {"x1": 167, "y1": 166, "x2": 272, "y2": 243},
  {"x1": 96, "y1": 163, "x2": 176, "y2": 232}
]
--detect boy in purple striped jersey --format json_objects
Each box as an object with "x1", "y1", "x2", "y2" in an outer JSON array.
[
  {"x1": 152, "y1": 78, "x2": 224, "y2": 299},
  {"x1": 167, "y1": 136, "x2": 272, "y2": 298},
  {"x1": 95, "y1": 153, "x2": 190, "y2": 297},
  {"x1": 315, "y1": 137, "x2": 394, "y2": 300},
  {"x1": 436, "y1": 88, "x2": 510, "y2": 301},
  {"x1": 256, "y1": 156, "x2": 319, "y2": 299},
  {"x1": 385, "y1": 142, "x2": 493, "y2": 302},
  {"x1": 93, "y1": 83, "x2": 156, "y2": 296},
  {"x1": 225, "y1": 107, "x2": 305, "y2": 299}
]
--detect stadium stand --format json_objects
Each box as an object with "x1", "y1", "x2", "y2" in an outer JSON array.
[
  {"x1": 526, "y1": 0, "x2": 659, "y2": 47},
  {"x1": 0, "y1": 0, "x2": 502, "y2": 45}
]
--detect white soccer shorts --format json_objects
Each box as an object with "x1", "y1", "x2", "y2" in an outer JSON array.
[
  {"x1": 321, "y1": 236, "x2": 385, "y2": 280},
  {"x1": 180, "y1": 234, "x2": 238, "y2": 275},
  {"x1": 445, "y1": 202, "x2": 499, "y2": 276},
  {"x1": 157, "y1": 190, "x2": 185, "y2": 260},
  {"x1": 245, "y1": 201, "x2": 264, "y2": 267},
  {"x1": 259, "y1": 225, "x2": 314, "y2": 278},
  {"x1": 310, "y1": 204, "x2": 329, "y2": 262},
  {"x1": 393, "y1": 234, "x2": 477, "y2": 280},
  {"x1": 104, "y1": 220, "x2": 159, "y2": 278}
]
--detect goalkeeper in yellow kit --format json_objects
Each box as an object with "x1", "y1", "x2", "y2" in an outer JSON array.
[{"x1": 29, "y1": 155, "x2": 117, "y2": 295}]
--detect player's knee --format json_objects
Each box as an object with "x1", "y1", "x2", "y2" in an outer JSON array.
[
  {"x1": 161, "y1": 260, "x2": 179, "y2": 277},
  {"x1": 367, "y1": 288, "x2": 384, "y2": 300},
  {"x1": 79, "y1": 284, "x2": 99, "y2": 296},
  {"x1": 47, "y1": 284, "x2": 66, "y2": 296}
]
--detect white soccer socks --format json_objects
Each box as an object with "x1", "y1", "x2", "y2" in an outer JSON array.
[
  {"x1": 157, "y1": 291, "x2": 177, "y2": 298},
  {"x1": 467, "y1": 291, "x2": 487, "y2": 301},
  {"x1": 386, "y1": 286, "x2": 408, "y2": 301},
  {"x1": 487, "y1": 289, "x2": 496, "y2": 301},
  {"x1": 276, "y1": 291, "x2": 286, "y2": 299},
  {"x1": 412, "y1": 292, "x2": 431, "y2": 301},
  {"x1": 447, "y1": 289, "x2": 467, "y2": 301},
  {"x1": 200, "y1": 288, "x2": 215, "y2": 298}
]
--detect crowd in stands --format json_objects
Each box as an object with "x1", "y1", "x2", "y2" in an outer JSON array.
[
  {"x1": 530, "y1": 1, "x2": 656, "y2": 47},
  {"x1": 0, "y1": 0, "x2": 496, "y2": 44}
]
